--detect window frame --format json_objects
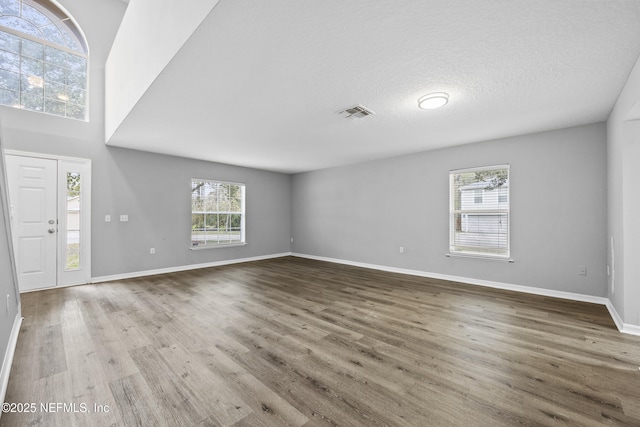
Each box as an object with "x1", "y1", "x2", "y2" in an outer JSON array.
[
  {"x1": 190, "y1": 178, "x2": 246, "y2": 250},
  {"x1": 0, "y1": 0, "x2": 89, "y2": 120},
  {"x1": 448, "y1": 164, "x2": 511, "y2": 261}
]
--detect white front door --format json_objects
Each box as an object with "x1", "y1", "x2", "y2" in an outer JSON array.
[
  {"x1": 5, "y1": 153, "x2": 91, "y2": 292},
  {"x1": 6, "y1": 155, "x2": 58, "y2": 291}
]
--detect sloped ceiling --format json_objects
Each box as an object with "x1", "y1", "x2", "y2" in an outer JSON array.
[{"x1": 106, "y1": 0, "x2": 640, "y2": 173}]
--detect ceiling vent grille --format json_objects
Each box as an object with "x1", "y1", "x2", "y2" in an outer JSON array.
[{"x1": 337, "y1": 104, "x2": 375, "y2": 120}]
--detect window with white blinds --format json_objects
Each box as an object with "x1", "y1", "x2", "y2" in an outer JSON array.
[
  {"x1": 191, "y1": 179, "x2": 245, "y2": 248},
  {"x1": 449, "y1": 165, "x2": 509, "y2": 259}
]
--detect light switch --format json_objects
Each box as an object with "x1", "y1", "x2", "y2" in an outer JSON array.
[
  {"x1": 105, "y1": 215, "x2": 111, "y2": 222},
  {"x1": 120, "y1": 215, "x2": 129, "y2": 222}
]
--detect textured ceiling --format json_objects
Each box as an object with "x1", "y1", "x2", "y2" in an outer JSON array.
[{"x1": 106, "y1": 0, "x2": 640, "y2": 173}]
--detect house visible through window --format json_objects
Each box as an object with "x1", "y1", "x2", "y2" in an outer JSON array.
[
  {"x1": 191, "y1": 179, "x2": 245, "y2": 248},
  {"x1": 474, "y1": 189, "x2": 483, "y2": 204},
  {"x1": 449, "y1": 165, "x2": 509, "y2": 258},
  {"x1": 0, "y1": 0, "x2": 88, "y2": 119}
]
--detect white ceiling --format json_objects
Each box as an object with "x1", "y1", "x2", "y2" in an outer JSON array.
[{"x1": 106, "y1": 0, "x2": 640, "y2": 174}]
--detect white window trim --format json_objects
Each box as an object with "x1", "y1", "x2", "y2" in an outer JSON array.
[
  {"x1": 448, "y1": 164, "x2": 511, "y2": 261},
  {"x1": 189, "y1": 242, "x2": 247, "y2": 251}
]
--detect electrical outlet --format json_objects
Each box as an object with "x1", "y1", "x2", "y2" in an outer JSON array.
[
  {"x1": 578, "y1": 266, "x2": 587, "y2": 276},
  {"x1": 399, "y1": 246, "x2": 404, "y2": 254},
  {"x1": 150, "y1": 248, "x2": 155, "y2": 255},
  {"x1": 105, "y1": 215, "x2": 111, "y2": 222}
]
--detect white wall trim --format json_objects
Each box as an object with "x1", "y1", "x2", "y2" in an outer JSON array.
[
  {"x1": 606, "y1": 301, "x2": 640, "y2": 336},
  {"x1": 605, "y1": 299, "x2": 625, "y2": 331},
  {"x1": 91, "y1": 252, "x2": 292, "y2": 283},
  {"x1": 290, "y1": 253, "x2": 640, "y2": 336},
  {"x1": 0, "y1": 313, "x2": 23, "y2": 416},
  {"x1": 621, "y1": 323, "x2": 640, "y2": 336},
  {"x1": 3, "y1": 149, "x2": 91, "y2": 164},
  {"x1": 292, "y1": 253, "x2": 608, "y2": 305}
]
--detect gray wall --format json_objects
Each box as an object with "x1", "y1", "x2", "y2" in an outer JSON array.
[
  {"x1": 1, "y1": 128, "x2": 291, "y2": 278},
  {"x1": 292, "y1": 123, "x2": 608, "y2": 297},
  {"x1": 91, "y1": 147, "x2": 291, "y2": 277},
  {"x1": 0, "y1": 130, "x2": 20, "y2": 379},
  {"x1": 607, "y1": 52, "x2": 640, "y2": 326},
  {"x1": 0, "y1": 0, "x2": 291, "y2": 279}
]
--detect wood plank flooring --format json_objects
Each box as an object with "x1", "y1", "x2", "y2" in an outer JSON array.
[{"x1": 3, "y1": 256, "x2": 640, "y2": 426}]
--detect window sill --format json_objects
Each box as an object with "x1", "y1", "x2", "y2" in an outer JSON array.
[
  {"x1": 446, "y1": 252, "x2": 514, "y2": 263},
  {"x1": 189, "y1": 242, "x2": 247, "y2": 251}
]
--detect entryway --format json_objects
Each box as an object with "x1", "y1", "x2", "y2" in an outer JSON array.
[{"x1": 5, "y1": 152, "x2": 91, "y2": 292}]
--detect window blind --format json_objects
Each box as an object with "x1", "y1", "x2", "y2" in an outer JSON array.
[{"x1": 449, "y1": 165, "x2": 510, "y2": 258}]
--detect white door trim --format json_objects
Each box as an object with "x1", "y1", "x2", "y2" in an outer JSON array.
[
  {"x1": 4, "y1": 150, "x2": 91, "y2": 163},
  {"x1": 4, "y1": 150, "x2": 92, "y2": 289}
]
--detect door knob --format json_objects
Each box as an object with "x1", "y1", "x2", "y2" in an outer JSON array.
[{"x1": 48, "y1": 228, "x2": 56, "y2": 234}]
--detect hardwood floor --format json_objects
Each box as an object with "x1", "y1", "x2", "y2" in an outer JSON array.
[{"x1": 3, "y1": 256, "x2": 640, "y2": 426}]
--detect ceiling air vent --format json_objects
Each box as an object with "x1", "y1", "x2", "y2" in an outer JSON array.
[{"x1": 337, "y1": 104, "x2": 375, "y2": 120}]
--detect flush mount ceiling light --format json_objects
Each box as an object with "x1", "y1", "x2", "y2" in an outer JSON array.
[{"x1": 418, "y1": 92, "x2": 449, "y2": 110}]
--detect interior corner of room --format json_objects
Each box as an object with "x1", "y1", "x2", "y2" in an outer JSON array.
[{"x1": 1, "y1": 0, "x2": 640, "y2": 425}]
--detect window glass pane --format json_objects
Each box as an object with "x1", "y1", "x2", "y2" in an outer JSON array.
[
  {"x1": 0, "y1": 68, "x2": 19, "y2": 91},
  {"x1": 0, "y1": 16, "x2": 40, "y2": 37},
  {"x1": 44, "y1": 45, "x2": 67, "y2": 67},
  {"x1": 0, "y1": 87, "x2": 18, "y2": 105},
  {"x1": 192, "y1": 181, "x2": 204, "y2": 211},
  {"x1": 21, "y1": 38, "x2": 43, "y2": 59},
  {"x1": 217, "y1": 212, "x2": 230, "y2": 244},
  {"x1": 44, "y1": 80, "x2": 64, "y2": 100},
  {"x1": 44, "y1": 62, "x2": 66, "y2": 84},
  {"x1": 22, "y1": 4, "x2": 51, "y2": 28},
  {"x1": 65, "y1": 172, "x2": 81, "y2": 271},
  {"x1": 205, "y1": 184, "x2": 218, "y2": 211},
  {"x1": 191, "y1": 179, "x2": 245, "y2": 247},
  {"x1": 40, "y1": 23, "x2": 65, "y2": 46},
  {"x1": 474, "y1": 189, "x2": 483, "y2": 204},
  {"x1": 0, "y1": 2, "x2": 87, "y2": 119},
  {"x1": 60, "y1": 29, "x2": 80, "y2": 52},
  {"x1": 205, "y1": 214, "x2": 219, "y2": 244},
  {"x1": 191, "y1": 213, "x2": 205, "y2": 246},
  {"x1": 450, "y1": 166, "x2": 509, "y2": 257},
  {"x1": 66, "y1": 103, "x2": 84, "y2": 120},
  {"x1": 0, "y1": 0, "x2": 20, "y2": 15},
  {"x1": 20, "y1": 77, "x2": 44, "y2": 111},
  {"x1": 0, "y1": 31, "x2": 20, "y2": 53},
  {"x1": 218, "y1": 186, "x2": 231, "y2": 211},
  {"x1": 66, "y1": 53, "x2": 86, "y2": 72},
  {"x1": 230, "y1": 214, "x2": 242, "y2": 243},
  {"x1": 67, "y1": 69, "x2": 85, "y2": 87},
  {"x1": 230, "y1": 185, "x2": 242, "y2": 212},
  {"x1": 44, "y1": 96, "x2": 64, "y2": 115},
  {"x1": 21, "y1": 56, "x2": 43, "y2": 78},
  {"x1": 66, "y1": 85, "x2": 85, "y2": 104},
  {"x1": 0, "y1": 49, "x2": 20, "y2": 72}
]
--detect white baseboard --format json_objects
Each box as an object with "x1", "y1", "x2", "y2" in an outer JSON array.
[
  {"x1": 606, "y1": 301, "x2": 640, "y2": 336},
  {"x1": 290, "y1": 253, "x2": 640, "y2": 336},
  {"x1": 0, "y1": 313, "x2": 23, "y2": 414},
  {"x1": 605, "y1": 300, "x2": 624, "y2": 331},
  {"x1": 292, "y1": 253, "x2": 608, "y2": 305},
  {"x1": 91, "y1": 252, "x2": 292, "y2": 284},
  {"x1": 621, "y1": 323, "x2": 640, "y2": 336}
]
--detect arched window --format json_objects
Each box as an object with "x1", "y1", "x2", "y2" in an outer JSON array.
[{"x1": 0, "y1": 0, "x2": 88, "y2": 120}]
